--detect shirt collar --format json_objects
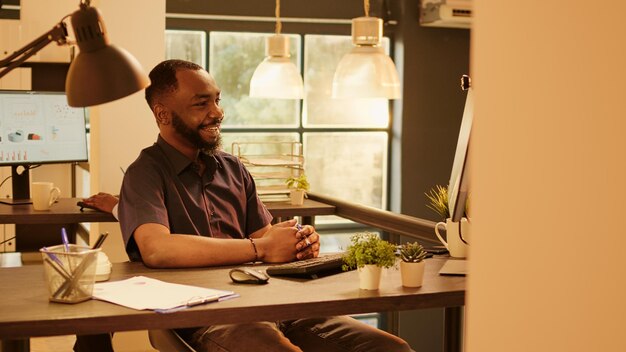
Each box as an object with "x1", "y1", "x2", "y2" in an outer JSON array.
[{"x1": 156, "y1": 135, "x2": 222, "y2": 175}]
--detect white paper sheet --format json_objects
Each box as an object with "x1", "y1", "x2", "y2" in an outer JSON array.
[{"x1": 93, "y1": 276, "x2": 236, "y2": 312}]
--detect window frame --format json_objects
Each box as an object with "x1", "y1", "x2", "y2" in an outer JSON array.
[{"x1": 165, "y1": 12, "x2": 396, "y2": 215}]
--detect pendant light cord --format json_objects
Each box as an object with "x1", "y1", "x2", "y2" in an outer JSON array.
[
  {"x1": 275, "y1": 0, "x2": 282, "y2": 34},
  {"x1": 364, "y1": 0, "x2": 370, "y2": 17}
]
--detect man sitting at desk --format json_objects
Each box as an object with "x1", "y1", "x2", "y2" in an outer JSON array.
[{"x1": 109, "y1": 59, "x2": 413, "y2": 352}]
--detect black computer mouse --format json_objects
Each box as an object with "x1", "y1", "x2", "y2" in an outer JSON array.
[{"x1": 229, "y1": 268, "x2": 270, "y2": 284}]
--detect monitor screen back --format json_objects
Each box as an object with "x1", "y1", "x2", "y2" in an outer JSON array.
[{"x1": 448, "y1": 87, "x2": 473, "y2": 222}]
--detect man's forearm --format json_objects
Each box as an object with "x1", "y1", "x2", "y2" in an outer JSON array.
[{"x1": 139, "y1": 234, "x2": 258, "y2": 268}]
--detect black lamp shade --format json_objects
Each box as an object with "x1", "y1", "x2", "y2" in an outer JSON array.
[
  {"x1": 66, "y1": 45, "x2": 149, "y2": 107},
  {"x1": 65, "y1": 4, "x2": 149, "y2": 107}
]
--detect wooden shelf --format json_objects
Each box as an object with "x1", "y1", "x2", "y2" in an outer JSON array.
[{"x1": 19, "y1": 62, "x2": 70, "y2": 92}]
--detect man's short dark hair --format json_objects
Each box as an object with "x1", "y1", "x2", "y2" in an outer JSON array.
[{"x1": 145, "y1": 59, "x2": 203, "y2": 111}]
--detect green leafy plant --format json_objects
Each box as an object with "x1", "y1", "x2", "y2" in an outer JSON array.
[
  {"x1": 399, "y1": 242, "x2": 428, "y2": 263},
  {"x1": 425, "y1": 184, "x2": 449, "y2": 221},
  {"x1": 342, "y1": 232, "x2": 397, "y2": 271},
  {"x1": 285, "y1": 174, "x2": 310, "y2": 192}
]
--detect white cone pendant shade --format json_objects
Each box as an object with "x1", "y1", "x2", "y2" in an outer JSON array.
[
  {"x1": 249, "y1": 35, "x2": 304, "y2": 99},
  {"x1": 332, "y1": 17, "x2": 401, "y2": 99},
  {"x1": 249, "y1": 57, "x2": 304, "y2": 99},
  {"x1": 332, "y1": 46, "x2": 400, "y2": 99}
]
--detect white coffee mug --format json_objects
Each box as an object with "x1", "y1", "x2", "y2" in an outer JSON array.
[
  {"x1": 31, "y1": 182, "x2": 61, "y2": 211},
  {"x1": 434, "y1": 218, "x2": 470, "y2": 258}
]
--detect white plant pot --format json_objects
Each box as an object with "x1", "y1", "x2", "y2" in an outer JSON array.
[
  {"x1": 400, "y1": 261, "x2": 425, "y2": 288},
  {"x1": 358, "y1": 264, "x2": 383, "y2": 290},
  {"x1": 290, "y1": 189, "x2": 305, "y2": 205}
]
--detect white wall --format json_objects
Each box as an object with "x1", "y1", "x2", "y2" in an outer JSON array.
[
  {"x1": 467, "y1": 1, "x2": 626, "y2": 351},
  {"x1": 88, "y1": 0, "x2": 163, "y2": 264}
]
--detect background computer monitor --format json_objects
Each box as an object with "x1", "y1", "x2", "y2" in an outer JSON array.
[
  {"x1": 0, "y1": 90, "x2": 88, "y2": 203},
  {"x1": 448, "y1": 76, "x2": 473, "y2": 222}
]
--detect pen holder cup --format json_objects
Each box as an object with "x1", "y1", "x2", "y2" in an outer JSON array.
[{"x1": 40, "y1": 244, "x2": 101, "y2": 304}]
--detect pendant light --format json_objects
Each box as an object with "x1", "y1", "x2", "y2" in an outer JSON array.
[
  {"x1": 332, "y1": 0, "x2": 401, "y2": 99},
  {"x1": 249, "y1": 0, "x2": 304, "y2": 99}
]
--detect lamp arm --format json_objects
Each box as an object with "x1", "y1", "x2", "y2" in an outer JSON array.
[{"x1": 0, "y1": 22, "x2": 68, "y2": 79}]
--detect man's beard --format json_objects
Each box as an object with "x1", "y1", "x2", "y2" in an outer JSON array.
[{"x1": 171, "y1": 111, "x2": 221, "y2": 154}]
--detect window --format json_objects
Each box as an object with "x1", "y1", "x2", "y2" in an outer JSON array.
[
  {"x1": 165, "y1": 29, "x2": 206, "y2": 67},
  {"x1": 303, "y1": 35, "x2": 391, "y2": 128},
  {"x1": 304, "y1": 132, "x2": 388, "y2": 209},
  {"x1": 209, "y1": 32, "x2": 301, "y2": 128},
  {"x1": 165, "y1": 26, "x2": 392, "y2": 225}
]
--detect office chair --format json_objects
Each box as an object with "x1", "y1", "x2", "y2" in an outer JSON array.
[{"x1": 148, "y1": 329, "x2": 197, "y2": 352}]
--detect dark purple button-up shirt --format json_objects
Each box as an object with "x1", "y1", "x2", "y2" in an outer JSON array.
[{"x1": 119, "y1": 135, "x2": 272, "y2": 262}]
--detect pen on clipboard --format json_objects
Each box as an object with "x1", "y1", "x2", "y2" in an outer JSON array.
[{"x1": 186, "y1": 295, "x2": 220, "y2": 307}]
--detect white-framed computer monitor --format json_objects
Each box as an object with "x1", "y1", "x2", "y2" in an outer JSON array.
[
  {"x1": 448, "y1": 75, "x2": 473, "y2": 223},
  {"x1": 0, "y1": 90, "x2": 88, "y2": 203}
]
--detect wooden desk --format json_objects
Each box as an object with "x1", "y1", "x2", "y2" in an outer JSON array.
[
  {"x1": 265, "y1": 198, "x2": 335, "y2": 225},
  {"x1": 0, "y1": 258, "x2": 464, "y2": 348},
  {"x1": 0, "y1": 198, "x2": 116, "y2": 224},
  {"x1": 0, "y1": 198, "x2": 335, "y2": 225},
  {"x1": 0, "y1": 198, "x2": 334, "y2": 251}
]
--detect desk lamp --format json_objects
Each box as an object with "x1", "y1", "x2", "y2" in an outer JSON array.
[
  {"x1": 332, "y1": 0, "x2": 401, "y2": 99},
  {"x1": 0, "y1": 0, "x2": 149, "y2": 107}
]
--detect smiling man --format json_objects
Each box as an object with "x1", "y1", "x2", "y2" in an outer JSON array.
[
  {"x1": 119, "y1": 60, "x2": 314, "y2": 268},
  {"x1": 110, "y1": 59, "x2": 413, "y2": 352}
]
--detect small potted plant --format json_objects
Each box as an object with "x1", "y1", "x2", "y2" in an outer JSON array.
[
  {"x1": 399, "y1": 242, "x2": 428, "y2": 287},
  {"x1": 286, "y1": 173, "x2": 310, "y2": 205},
  {"x1": 342, "y1": 232, "x2": 397, "y2": 290}
]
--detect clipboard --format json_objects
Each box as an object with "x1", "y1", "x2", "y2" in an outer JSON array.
[{"x1": 93, "y1": 276, "x2": 237, "y2": 312}]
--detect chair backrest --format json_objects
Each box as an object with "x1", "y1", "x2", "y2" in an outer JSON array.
[{"x1": 148, "y1": 329, "x2": 197, "y2": 352}]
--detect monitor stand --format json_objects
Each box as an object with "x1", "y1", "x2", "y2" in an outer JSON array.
[
  {"x1": 0, "y1": 165, "x2": 33, "y2": 205},
  {"x1": 438, "y1": 259, "x2": 467, "y2": 276},
  {"x1": 0, "y1": 198, "x2": 32, "y2": 205}
]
